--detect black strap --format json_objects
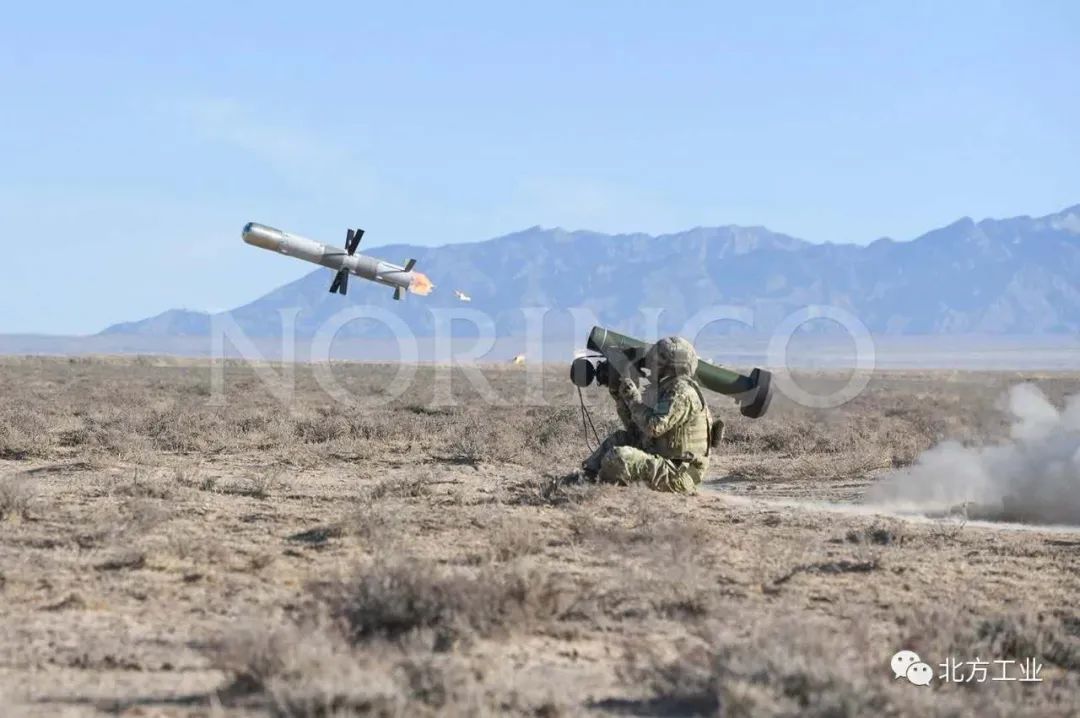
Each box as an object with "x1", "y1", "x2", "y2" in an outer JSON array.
[
  {"x1": 690, "y1": 382, "x2": 707, "y2": 410},
  {"x1": 689, "y1": 382, "x2": 712, "y2": 456}
]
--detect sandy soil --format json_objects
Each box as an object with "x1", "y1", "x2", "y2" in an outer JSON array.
[{"x1": 0, "y1": 358, "x2": 1077, "y2": 716}]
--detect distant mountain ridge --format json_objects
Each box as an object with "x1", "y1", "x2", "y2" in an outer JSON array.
[{"x1": 102, "y1": 205, "x2": 1080, "y2": 338}]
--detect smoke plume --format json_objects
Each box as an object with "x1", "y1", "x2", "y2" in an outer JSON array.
[{"x1": 867, "y1": 384, "x2": 1080, "y2": 526}]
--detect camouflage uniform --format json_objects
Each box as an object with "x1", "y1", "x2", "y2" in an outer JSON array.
[
  {"x1": 586, "y1": 337, "x2": 713, "y2": 494},
  {"x1": 581, "y1": 382, "x2": 640, "y2": 477}
]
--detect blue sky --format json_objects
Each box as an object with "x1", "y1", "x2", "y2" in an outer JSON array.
[{"x1": 2, "y1": 1, "x2": 1077, "y2": 334}]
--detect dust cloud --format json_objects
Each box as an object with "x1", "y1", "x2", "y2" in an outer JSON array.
[{"x1": 868, "y1": 384, "x2": 1080, "y2": 526}]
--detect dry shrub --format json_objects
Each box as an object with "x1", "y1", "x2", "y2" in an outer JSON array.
[
  {"x1": 843, "y1": 521, "x2": 900, "y2": 546},
  {"x1": 95, "y1": 550, "x2": 146, "y2": 572},
  {"x1": 55, "y1": 409, "x2": 143, "y2": 456},
  {"x1": 442, "y1": 411, "x2": 527, "y2": 465},
  {"x1": 207, "y1": 623, "x2": 544, "y2": 717},
  {"x1": 622, "y1": 628, "x2": 884, "y2": 718},
  {"x1": 502, "y1": 474, "x2": 602, "y2": 507},
  {"x1": 485, "y1": 515, "x2": 543, "y2": 562},
  {"x1": 208, "y1": 624, "x2": 406, "y2": 716},
  {"x1": 117, "y1": 497, "x2": 172, "y2": 534},
  {"x1": 138, "y1": 404, "x2": 224, "y2": 453},
  {"x1": 206, "y1": 557, "x2": 580, "y2": 714},
  {"x1": 903, "y1": 606, "x2": 1080, "y2": 675},
  {"x1": 108, "y1": 471, "x2": 174, "y2": 500},
  {"x1": 220, "y1": 472, "x2": 285, "y2": 499},
  {"x1": 291, "y1": 410, "x2": 351, "y2": 444},
  {"x1": 345, "y1": 475, "x2": 432, "y2": 548},
  {"x1": 973, "y1": 615, "x2": 1080, "y2": 672},
  {"x1": 566, "y1": 501, "x2": 720, "y2": 621},
  {"x1": 523, "y1": 406, "x2": 583, "y2": 458},
  {"x1": 0, "y1": 408, "x2": 53, "y2": 459},
  {"x1": 77, "y1": 497, "x2": 171, "y2": 548},
  {"x1": 623, "y1": 609, "x2": 1080, "y2": 718},
  {"x1": 350, "y1": 503, "x2": 404, "y2": 547},
  {"x1": 165, "y1": 531, "x2": 228, "y2": 564},
  {"x1": 569, "y1": 492, "x2": 708, "y2": 554},
  {"x1": 286, "y1": 409, "x2": 414, "y2": 459},
  {"x1": 362, "y1": 474, "x2": 432, "y2": 502},
  {"x1": 341, "y1": 413, "x2": 402, "y2": 443},
  {"x1": 0, "y1": 476, "x2": 33, "y2": 520},
  {"x1": 171, "y1": 464, "x2": 201, "y2": 488},
  {"x1": 326, "y1": 559, "x2": 571, "y2": 649},
  {"x1": 788, "y1": 449, "x2": 893, "y2": 481},
  {"x1": 228, "y1": 409, "x2": 289, "y2": 449}
]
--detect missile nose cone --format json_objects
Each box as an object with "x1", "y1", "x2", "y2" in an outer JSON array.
[{"x1": 242, "y1": 222, "x2": 284, "y2": 251}]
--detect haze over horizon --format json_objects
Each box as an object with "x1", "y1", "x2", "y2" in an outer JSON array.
[{"x1": 3, "y1": 2, "x2": 1078, "y2": 334}]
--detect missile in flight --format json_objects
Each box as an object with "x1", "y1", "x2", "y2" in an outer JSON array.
[{"x1": 241, "y1": 222, "x2": 434, "y2": 300}]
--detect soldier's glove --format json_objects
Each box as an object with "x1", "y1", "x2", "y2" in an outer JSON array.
[
  {"x1": 606, "y1": 371, "x2": 623, "y2": 399},
  {"x1": 617, "y1": 376, "x2": 642, "y2": 404}
]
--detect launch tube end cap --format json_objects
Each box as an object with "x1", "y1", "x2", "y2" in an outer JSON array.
[{"x1": 739, "y1": 368, "x2": 773, "y2": 418}]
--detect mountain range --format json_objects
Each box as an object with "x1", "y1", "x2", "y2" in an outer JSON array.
[{"x1": 102, "y1": 204, "x2": 1080, "y2": 339}]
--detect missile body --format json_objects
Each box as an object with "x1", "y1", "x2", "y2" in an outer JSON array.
[{"x1": 241, "y1": 222, "x2": 431, "y2": 299}]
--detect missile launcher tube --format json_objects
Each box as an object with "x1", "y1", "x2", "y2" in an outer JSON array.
[{"x1": 585, "y1": 326, "x2": 773, "y2": 418}]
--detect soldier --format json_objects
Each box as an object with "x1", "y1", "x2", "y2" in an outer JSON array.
[
  {"x1": 582, "y1": 336, "x2": 714, "y2": 494},
  {"x1": 580, "y1": 370, "x2": 641, "y2": 477}
]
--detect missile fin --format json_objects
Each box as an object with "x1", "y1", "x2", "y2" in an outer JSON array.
[
  {"x1": 345, "y1": 228, "x2": 364, "y2": 255},
  {"x1": 329, "y1": 268, "x2": 349, "y2": 295},
  {"x1": 403, "y1": 258, "x2": 417, "y2": 272},
  {"x1": 393, "y1": 287, "x2": 403, "y2": 301}
]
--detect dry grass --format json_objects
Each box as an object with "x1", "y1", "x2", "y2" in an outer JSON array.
[
  {"x1": 3, "y1": 360, "x2": 1038, "y2": 477},
  {"x1": 206, "y1": 621, "x2": 563, "y2": 717},
  {"x1": 0, "y1": 475, "x2": 33, "y2": 520},
  {"x1": 325, "y1": 559, "x2": 572, "y2": 648},
  {"x1": 620, "y1": 607, "x2": 1080, "y2": 717},
  {"x1": 0, "y1": 357, "x2": 1077, "y2": 716}
]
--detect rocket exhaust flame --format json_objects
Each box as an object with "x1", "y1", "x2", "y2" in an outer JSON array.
[{"x1": 410, "y1": 272, "x2": 435, "y2": 296}]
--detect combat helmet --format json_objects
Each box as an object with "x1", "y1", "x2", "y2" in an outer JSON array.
[{"x1": 646, "y1": 336, "x2": 698, "y2": 379}]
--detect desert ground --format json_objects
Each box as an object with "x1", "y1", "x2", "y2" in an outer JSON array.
[{"x1": 0, "y1": 356, "x2": 1078, "y2": 717}]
